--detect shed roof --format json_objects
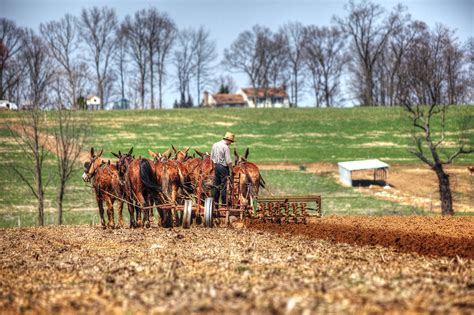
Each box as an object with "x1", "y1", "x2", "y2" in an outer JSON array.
[
  {"x1": 338, "y1": 159, "x2": 389, "y2": 171},
  {"x1": 212, "y1": 93, "x2": 245, "y2": 105}
]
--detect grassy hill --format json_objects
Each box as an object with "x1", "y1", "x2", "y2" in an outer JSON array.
[{"x1": 0, "y1": 106, "x2": 472, "y2": 226}]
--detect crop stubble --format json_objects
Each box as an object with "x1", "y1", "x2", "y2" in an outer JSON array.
[{"x1": 0, "y1": 216, "x2": 473, "y2": 314}]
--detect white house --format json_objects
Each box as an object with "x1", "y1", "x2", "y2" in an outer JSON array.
[
  {"x1": 86, "y1": 96, "x2": 101, "y2": 110},
  {"x1": 0, "y1": 100, "x2": 18, "y2": 110},
  {"x1": 238, "y1": 87, "x2": 290, "y2": 108},
  {"x1": 203, "y1": 86, "x2": 290, "y2": 108}
]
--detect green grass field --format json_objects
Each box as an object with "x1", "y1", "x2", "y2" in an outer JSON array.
[{"x1": 1, "y1": 106, "x2": 472, "y2": 227}]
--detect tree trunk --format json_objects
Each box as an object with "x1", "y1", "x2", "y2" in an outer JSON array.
[
  {"x1": 150, "y1": 54, "x2": 155, "y2": 109},
  {"x1": 58, "y1": 181, "x2": 65, "y2": 225},
  {"x1": 433, "y1": 164, "x2": 454, "y2": 216},
  {"x1": 37, "y1": 161, "x2": 44, "y2": 226}
]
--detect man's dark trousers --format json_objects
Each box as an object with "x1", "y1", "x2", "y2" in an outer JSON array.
[{"x1": 213, "y1": 164, "x2": 230, "y2": 205}]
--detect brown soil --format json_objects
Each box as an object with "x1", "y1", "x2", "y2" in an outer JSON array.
[
  {"x1": 246, "y1": 216, "x2": 474, "y2": 259},
  {"x1": 0, "y1": 224, "x2": 472, "y2": 314}
]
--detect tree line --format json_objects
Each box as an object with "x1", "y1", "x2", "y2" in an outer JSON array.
[{"x1": 1, "y1": 0, "x2": 472, "y2": 109}]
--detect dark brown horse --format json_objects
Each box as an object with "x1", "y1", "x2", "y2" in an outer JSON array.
[
  {"x1": 233, "y1": 148, "x2": 265, "y2": 207},
  {"x1": 82, "y1": 147, "x2": 124, "y2": 229}
]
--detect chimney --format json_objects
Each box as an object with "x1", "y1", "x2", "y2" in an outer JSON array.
[{"x1": 204, "y1": 91, "x2": 209, "y2": 107}]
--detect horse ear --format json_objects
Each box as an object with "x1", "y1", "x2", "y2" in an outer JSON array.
[
  {"x1": 98, "y1": 149, "x2": 103, "y2": 157},
  {"x1": 244, "y1": 148, "x2": 249, "y2": 160},
  {"x1": 90, "y1": 147, "x2": 94, "y2": 157},
  {"x1": 128, "y1": 147, "x2": 133, "y2": 155},
  {"x1": 148, "y1": 150, "x2": 157, "y2": 158},
  {"x1": 118, "y1": 150, "x2": 122, "y2": 156},
  {"x1": 194, "y1": 149, "x2": 204, "y2": 158},
  {"x1": 184, "y1": 146, "x2": 190, "y2": 154},
  {"x1": 234, "y1": 148, "x2": 239, "y2": 159},
  {"x1": 164, "y1": 148, "x2": 172, "y2": 159},
  {"x1": 111, "y1": 152, "x2": 120, "y2": 158},
  {"x1": 171, "y1": 144, "x2": 177, "y2": 154}
]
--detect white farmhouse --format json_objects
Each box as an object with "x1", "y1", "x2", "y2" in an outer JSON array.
[
  {"x1": 202, "y1": 86, "x2": 290, "y2": 108},
  {"x1": 238, "y1": 87, "x2": 290, "y2": 108}
]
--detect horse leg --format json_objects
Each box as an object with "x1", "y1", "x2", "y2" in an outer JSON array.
[
  {"x1": 171, "y1": 184, "x2": 180, "y2": 226},
  {"x1": 97, "y1": 197, "x2": 106, "y2": 229},
  {"x1": 127, "y1": 203, "x2": 136, "y2": 228},
  {"x1": 105, "y1": 197, "x2": 115, "y2": 229},
  {"x1": 135, "y1": 192, "x2": 146, "y2": 227},
  {"x1": 118, "y1": 201, "x2": 124, "y2": 228}
]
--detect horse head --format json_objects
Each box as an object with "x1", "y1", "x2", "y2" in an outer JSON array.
[
  {"x1": 114, "y1": 147, "x2": 134, "y2": 179},
  {"x1": 82, "y1": 147, "x2": 103, "y2": 182},
  {"x1": 172, "y1": 144, "x2": 190, "y2": 162},
  {"x1": 234, "y1": 148, "x2": 250, "y2": 165}
]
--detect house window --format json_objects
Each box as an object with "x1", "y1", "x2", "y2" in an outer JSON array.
[
  {"x1": 272, "y1": 97, "x2": 283, "y2": 104},
  {"x1": 257, "y1": 97, "x2": 266, "y2": 104}
]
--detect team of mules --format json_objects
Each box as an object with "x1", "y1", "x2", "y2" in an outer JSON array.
[{"x1": 82, "y1": 146, "x2": 264, "y2": 229}]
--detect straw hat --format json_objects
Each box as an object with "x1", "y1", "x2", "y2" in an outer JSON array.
[{"x1": 223, "y1": 132, "x2": 235, "y2": 142}]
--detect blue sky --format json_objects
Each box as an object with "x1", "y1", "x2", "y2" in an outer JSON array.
[{"x1": 1, "y1": 0, "x2": 472, "y2": 107}]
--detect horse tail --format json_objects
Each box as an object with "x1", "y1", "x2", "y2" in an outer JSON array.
[{"x1": 140, "y1": 159, "x2": 159, "y2": 191}]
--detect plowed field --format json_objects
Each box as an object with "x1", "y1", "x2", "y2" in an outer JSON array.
[{"x1": 0, "y1": 216, "x2": 473, "y2": 314}]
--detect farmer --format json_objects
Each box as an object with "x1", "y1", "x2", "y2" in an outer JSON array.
[{"x1": 211, "y1": 132, "x2": 235, "y2": 206}]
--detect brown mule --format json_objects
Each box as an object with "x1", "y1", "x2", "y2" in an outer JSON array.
[
  {"x1": 233, "y1": 148, "x2": 265, "y2": 207},
  {"x1": 112, "y1": 148, "x2": 138, "y2": 228},
  {"x1": 82, "y1": 147, "x2": 124, "y2": 229},
  {"x1": 185, "y1": 149, "x2": 215, "y2": 197},
  {"x1": 149, "y1": 149, "x2": 187, "y2": 226},
  {"x1": 123, "y1": 156, "x2": 159, "y2": 228}
]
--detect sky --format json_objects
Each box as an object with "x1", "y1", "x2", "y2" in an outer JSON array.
[{"x1": 1, "y1": 0, "x2": 473, "y2": 107}]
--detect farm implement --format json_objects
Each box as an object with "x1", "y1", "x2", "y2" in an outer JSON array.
[{"x1": 181, "y1": 174, "x2": 322, "y2": 228}]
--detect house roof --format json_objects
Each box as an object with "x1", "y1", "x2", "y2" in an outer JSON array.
[
  {"x1": 338, "y1": 159, "x2": 390, "y2": 171},
  {"x1": 241, "y1": 87, "x2": 288, "y2": 98},
  {"x1": 212, "y1": 93, "x2": 245, "y2": 105}
]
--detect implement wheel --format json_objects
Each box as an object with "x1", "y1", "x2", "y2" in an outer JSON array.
[
  {"x1": 182, "y1": 200, "x2": 192, "y2": 229},
  {"x1": 204, "y1": 197, "x2": 213, "y2": 228}
]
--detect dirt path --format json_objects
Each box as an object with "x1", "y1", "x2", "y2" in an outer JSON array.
[
  {"x1": 0, "y1": 224, "x2": 472, "y2": 314},
  {"x1": 259, "y1": 162, "x2": 474, "y2": 213}
]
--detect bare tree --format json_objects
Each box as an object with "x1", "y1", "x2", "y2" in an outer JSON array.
[
  {"x1": 303, "y1": 25, "x2": 348, "y2": 107},
  {"x1": 79, "y1": 6, "x2": 118, "y2": 110},
  {"x1": 115, "y1": 25, "x2": 128, "y2": 102},
  {"x1": 40, "y1": 14, "x2": 84, "y2": 109},
  {"x1": 400, "y1": 102, "x2": 472, "y2": 215},
  {"x1": 8, "y1": 30, "x2": 54, "y2": 226},
  {"x1": 122, "y1": 12, "x2": 147, "y2": 109},
  {"x1": 0, "y1": 18, "x2": 24, "y2": 101},
  {"x1": 174, "y1": 28, "x2": 197, "y2": 107},
  {"x1": 211, "y1": 74, "x2": 238, "y2": 93},
  {"x1": 193, "y1": 26, "x2": 217, "y2": 106},
  {"x1": 223, "y1": 25, "x2": 288, "y2": 103},
  {"x1": 155, "y1": 15, "x2": 176, "y2": 109},
  {"x1": 280, "y1": 22, "x2": 305, "y2": 107},
  {"x1": 335, "y1": 0, "x2": 403, "y2": 106},
  {"x1": 53, "y1": 94, "x2": 90, "y2": 224}
]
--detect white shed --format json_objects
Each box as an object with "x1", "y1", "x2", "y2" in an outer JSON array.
[{"x1": 338, "y1": 159, "x2": 390, "y2": 187}]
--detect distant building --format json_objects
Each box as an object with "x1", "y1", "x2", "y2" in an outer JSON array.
[
  {"x1": 86, "y1": 96, "x2": 101, "y2": 110},
  {"x1": 0, "y1": 100, "x2": 18, "y2": 110},
  {"x1": 203, "y1": 86, "x2": 290, "y2": 108},
  {"x1": 203, "y1": 91, "x2": 246, "y2": 107},
  {"x1": 112, "y1": 98, "x2": 130, "y2": 110},
  {"x1": 239, "y1": 87, "x2": 290, "y2": 108}
]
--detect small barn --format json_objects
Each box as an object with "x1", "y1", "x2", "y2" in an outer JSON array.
[
  {"x1": 338, "y1": 159, "x2": 390, "y2": 187},
  {"x1": 86, "y1": 96, "x2": 101, "y2": 110}
]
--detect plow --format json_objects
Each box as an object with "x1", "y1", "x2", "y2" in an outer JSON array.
[{"x1": 180, "y1": 174, "x2": 322, "y2": 228}]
